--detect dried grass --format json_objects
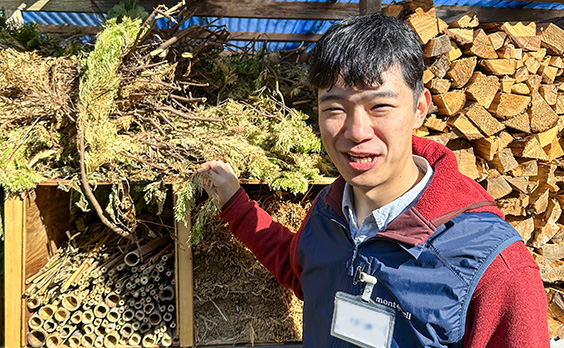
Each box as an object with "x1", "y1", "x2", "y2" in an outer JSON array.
[{"x1": 192, "y1": 190, "x2": 312, "y2": 345}]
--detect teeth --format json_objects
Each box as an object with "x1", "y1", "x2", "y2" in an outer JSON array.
[{"x1": 348, "y1": 153, "x2": 374, "y2": 163}]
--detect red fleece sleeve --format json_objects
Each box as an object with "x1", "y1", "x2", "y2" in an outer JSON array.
[
  {"x1": 219, "y1": 189, "x2": 305, "y2": 299},
  {"x1": 464, "y1": 241, "x2": 549, "y2": 348}
]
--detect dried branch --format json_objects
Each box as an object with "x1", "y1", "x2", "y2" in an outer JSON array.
[
  {"x1": 79, "y1": 123, "x2": 137, "y2": 241},
  {"x1": 157, "y1": 106, "x2": 221, "y2": 122}
]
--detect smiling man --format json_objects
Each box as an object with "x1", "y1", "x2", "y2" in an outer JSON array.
[{"x1": 198, "y1": 13, "x2": 549, "y2": 348}]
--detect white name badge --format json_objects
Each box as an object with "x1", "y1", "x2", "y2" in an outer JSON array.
[{"x1": 330, "y1": 291, "x2": 395, "y2": 348}]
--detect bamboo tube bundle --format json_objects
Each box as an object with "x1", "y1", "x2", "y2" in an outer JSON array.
[{"x1": 24, "y1": 225, "x2": 178, "y2": 346}]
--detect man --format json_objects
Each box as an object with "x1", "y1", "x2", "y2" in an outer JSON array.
[{"x1": 199, "y1": 13, "x2": 549, "y2": 348}]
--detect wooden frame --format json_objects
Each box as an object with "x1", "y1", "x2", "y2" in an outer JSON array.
[{"x1": 4, "y1": 194, "x2": 25, "y2": 348}]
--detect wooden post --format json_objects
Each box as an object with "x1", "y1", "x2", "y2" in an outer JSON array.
[
  {"x1": 4, "y1": 194, "x2": 25, "y2": 348},
  {"x1": 359, "y1": 0, "x2": 381, "y2": 15},
  {"x1": 174, "y1": 195, "x2": 194, "y2": 347}
]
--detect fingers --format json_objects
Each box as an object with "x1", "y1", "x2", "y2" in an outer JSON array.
[{"x1": 197, "y1": 160, "x2": 241, "y2": 207}]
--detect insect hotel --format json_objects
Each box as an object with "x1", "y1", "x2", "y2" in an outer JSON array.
[{"x1": 3, "y1": 0, "x2": 564, "y2": 346}]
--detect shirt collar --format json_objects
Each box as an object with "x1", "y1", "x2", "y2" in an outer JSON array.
[{"x1": 342, "y1": 155, "x2": 434, "y2": 245}]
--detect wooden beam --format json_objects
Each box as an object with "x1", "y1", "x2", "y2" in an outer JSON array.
[
  {"x1": 360, "y1": 0, "x2": 382, "y2": 15},
  {"x1": 4, "y1": 194, "x2": 25, "y2": 348},
  {"x1": 174, "y1": 194, "x2": 194, "y2": 347},
  {"x1": 38, "y1": 24, "x2": 100, "y2": 35},
  {"x1": 194, "y1": 0, "x2": 357, "y2": 20},
  {"x1": 3, "y1": 0, "x2": 358, "y2": 19},
  {"x1": 435, "y1": 5, "x2": 564, "y2": 23},
  {"x1": 229, "y1": 32, "x2": 322, "y2": 42}
]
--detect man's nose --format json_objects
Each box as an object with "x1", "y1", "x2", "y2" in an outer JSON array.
[{"x1": 344, "y1": 110, "x2": 372, "y2": 142}]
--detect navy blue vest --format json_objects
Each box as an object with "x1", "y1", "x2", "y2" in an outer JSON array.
[{"x1": 297, "y1": 188, "x2": 523, "y2": 348}]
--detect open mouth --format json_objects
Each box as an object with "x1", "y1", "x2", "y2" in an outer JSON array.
[{"x1": 346, "y1": 153, "x2": 376, "y2": 164}]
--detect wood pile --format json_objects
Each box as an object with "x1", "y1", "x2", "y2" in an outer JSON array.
[{"x1": 385, "y1": 3, "x2": 564, "y2": 338}]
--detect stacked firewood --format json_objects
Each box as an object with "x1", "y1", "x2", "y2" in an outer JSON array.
[{"x1": 384, "y1": 3, "x2": 564, "y2": 338}]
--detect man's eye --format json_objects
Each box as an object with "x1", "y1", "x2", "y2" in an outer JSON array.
[
  {"x1": 372, "y1": 104, "x2": 391, "y2": 110},
  {"x1": 323, "y1": 107, "x2": 344, "y2": 112}
]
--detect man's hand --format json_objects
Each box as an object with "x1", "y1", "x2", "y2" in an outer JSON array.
[{"x1": 197, "y1": 160, "x2": 241, "y2": 208}]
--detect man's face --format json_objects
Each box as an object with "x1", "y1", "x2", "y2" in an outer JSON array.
[{"x1": 318, "y1": 66, "x2": 430, "y2": 197}]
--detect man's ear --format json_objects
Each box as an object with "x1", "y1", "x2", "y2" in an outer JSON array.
[{"x1": 414, "y1": 88, "x2": 431, "y2": 129}]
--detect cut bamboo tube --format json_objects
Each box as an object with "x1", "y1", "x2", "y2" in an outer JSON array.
[
  {"x1": 105, "y1": 292, "x2": 120, "y2": 308},
  {"x1": 62, "y1": 294, "x2": 81, "y2": 311},
  {"x1": 148, "y1": 309, "x2": 162, "y2": 326},
  {"x1": 93, "y1": 303, "x2": 109, "y2": 318},
  {"x1": 107, "y1": 308, "x2": 121, "y2": 323},
  {"x1": 27, "y1": 329, "x2": 48, "y2": 348},
  {"x1": 43, "y1": 319, "x2": 56, "y2": 333},
  {"x1": 128, "y1": 332, "x2": 142, "y2": 345},
  {"x1": 119, "y1": 323, "x2": 134, "y2": 338},
  {"x1": 94, "y1": 335, "x2": 104, "y2": 347},
  {"x1": 54, "y1": 307, "x2": 70, "y2": 323},
  {"x1": 28, "y1": 314, "x2": 44, "y2": 330},
  {"x1": 68, "y1": 331, "x2": 82, "y2": 348},
  {"x1": 159, "y1": 285, "x2": 174, "y2": 301},
  {"x1": 162, "y1": 330, "x2": 173, "y2": 347},
  {"x1": 142, "y1": 333, "x2": 157, "y2": 348},
  {"x1": 27, "y1": 297, "x2": 43, "y2": 310},
  {"x1": 45, "y1": 332, "x2": 61, "y2": 348},
  {"x1": 144, "y1": 301, "x2": 155, "y2": 314},
  {"x1": 163, "y1": 312, "x2": 173, "y2": 322},
  {"x1": 123, "y1": 308, "x2": 135, "y2": 321},
  {"x1": 82, "y1": 309, "x2": 94, "y2": 324},
  {"x1": 59, "y1": 324, "x2": 74, "y2": 339},
  {"x1": 135, "y1": 310, "x2": 145, "y2": 321},
  {"x1": 103, "y1": 331, "x2": 120, "y2": 348},
  {"x1": 38, "y1": 304, "x2": 57, "y2": 320}
]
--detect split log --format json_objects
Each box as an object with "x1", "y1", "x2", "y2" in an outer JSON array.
[
  {"x1": 497, "y1": 191, "x2": 529, "y2": 216},
  {"x1": 488, "y1": 92, "x2": 531, "y2": 120},
  {"x1": 465, "y1": 29, "x2": 498, "y2": 59},
  {"x1": 478, "y1": 58, "x2": 516, "y2": 75},
  {"x1": 448, "y1": 11, "x2": 479, "y2": 29},
  {"x1": 529, "y1": 90, "x2": 559, "y2": 133},
  {"x1": 406, "y1": 7, "x2": 438, "y2": 44},
  {"x1": 465, "y1": 72, "x2": 500, "y2": 108},
  {"x1": 426, "y1": 78, "x2": 451, "y2": 94},
  {"x1": 446, "y1": 41, "x2": 463, "y2": 61},
  {"x1": 448, "y1": 113, "x2": 483, "y2": 139},
  {"x1": 433, "y1": 89, "x2": 466, "y2": 116},
  {"x1": 506, "y1": 215, "x2": 535, "y2": 241},
  {"x1": 472, "y1": 130, "x2": 513, "y2": 160},
  {"x1": 463, "y1": 102, "x2": 505, "y2": 136},
  {"x1": 500, "y1": 76, "x2": 516, "y2": 93},
  {"x1": 488, "y1": 148, "x2": 519, "y2": 173},
  {"x1": 510, "y1": 158, "x2": 538, "y2": 177},
  {"x1": 488, "y1": 31, "x2": 508, "y2": 51},
  {"x1": 423, "y1": 114, "x2": 448, "y2": 132},
  {"x1": 429, "y1": 54, "x2": 451, "y2": 78},
  {"x1": 502, "y1": 110, "x2": 531, "y2": 133},
  {"x1": 446, "y1": 56, "x2": 477, "y2": 88},
  {"x1": 484, "y1": 170, "x2": 513, "y2": 199},
  {"x1": 509, "y1": 136, "x2": 549, "y2": 161},
  {"x1": 424, "y1": 34, "x2": 451, "y2": 57},
  {"x1": 452, "y1": 147, "x2": 482, "y2": 180},
  {"x1": 540, "y1": 23, "x2": 564, "y2": 56},
  {"x1": 504, "y1": 175, "x2": 538, "y2": 193},
  {"x1": 444, "y1": 28, "x2": 473, "y2": 45}
]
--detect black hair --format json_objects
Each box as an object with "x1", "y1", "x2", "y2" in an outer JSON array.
[{"x1": 308, "y1": 13, "x2": 425, "y2": 103}]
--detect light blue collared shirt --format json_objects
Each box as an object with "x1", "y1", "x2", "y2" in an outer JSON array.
[{"x1": 342, "y1": 155, "x2": 434, "y2": 245}]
